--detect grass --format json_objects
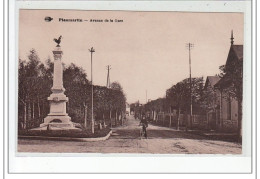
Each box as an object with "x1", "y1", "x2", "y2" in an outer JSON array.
[{"x1": 18, "y1": 127, "x2": 111, "y2": 138}]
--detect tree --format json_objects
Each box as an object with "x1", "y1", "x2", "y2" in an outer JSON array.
[
  {"x1": 63, "y1": 63, "x2": 90, "y2": 124},
  {"x1": 166, "y1": 77, "x2": 204, "y2": 130},
  {"x1": 111, "y1": 81, "x2": 123, "y2": 91},
  {"x1": 110, "y1": 81, "x2": 126, "y2": 125},
  {"x1": 18, "y1": 49, "x2": 53, "y2": 129}
]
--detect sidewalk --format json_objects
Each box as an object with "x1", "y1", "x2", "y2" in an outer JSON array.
[
  {"x1": 186, "y1": 130, "x2": 239, "y2": 143},
  {"x1": 150, "y1": 122, "x2": 239, "y2": 143}
]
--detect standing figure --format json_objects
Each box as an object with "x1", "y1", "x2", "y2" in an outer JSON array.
[{"x1": 139, "y1": 115, "x2": 148, "y2": 139}]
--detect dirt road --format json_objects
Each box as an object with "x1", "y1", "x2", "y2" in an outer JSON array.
[{"x1": 18, "y1": 115, "x2": 242, "y2": 154}]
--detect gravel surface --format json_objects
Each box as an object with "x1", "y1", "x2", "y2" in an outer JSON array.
[{"x1": 18, "y1": 115, "x2": 242, "y2": 154}]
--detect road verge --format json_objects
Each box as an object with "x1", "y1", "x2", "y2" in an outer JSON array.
[{"x1": 18, "y1": 130, "x2": 112, "y2": 142}]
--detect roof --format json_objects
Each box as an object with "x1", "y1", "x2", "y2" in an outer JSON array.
[
  {"x1": 204, "y1": 76, "x2": 220, "y2": 89},
  {"x1": 214, "y1": 45, "x2": 243, "y2": 89},
  {"x1": 232, "y1": 45, "x2": 243, "y2": 60},
  {"x1": 207, "y1": 76, "x2": 221, "y2": 86},
  {"x1": 214, "y1": 75, "x2": 231, "y2": 88}
]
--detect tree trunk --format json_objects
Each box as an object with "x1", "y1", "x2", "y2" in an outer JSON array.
[
  {"x1": 119, "y1": 112, "x2": 121, "y2": 126},
  {"x1": 116, "y1": 110, "x2": 118, "y2": 126},
  {"x1": 32, "y1": 101, "x2": 35, "y2": 120},
  {"x1": 41, "y1": 101, "x2": 44, "y2": 123},
  {"x1": 190, "y1": 113, "x2": 193, "y2": 130},
  {"x1": 155, "y1": 111, "x2": 157, "y2": 123},
  {"x1": 84, "y1": 106, "x2": 87, "y2": 128},
  {"x1": 121, "y1": 111, "x2": 124, "y2": 126},
  {"x1": 163, "y1": 112, "x2": 165, "y2": 126},
  {"x1": 207, "y1": 112, "x2": 210, "y2": 130},
  {"x1": 37, "y1": 96, "x2": 41, "y2": 118},
  {"x1": 177, "y1": 107, "x2": 181, "y2": 130},
  {"x1": 110, "y1": 110, "x2": 112, "y2": 128},
  {"x1": 156, "y1": 111, "x2": 158, "y2": 123},
  {"x1": 103, "y1": 112, "x2": 106, "y2": 126},
  {"x1": 169, "y1": 107, "x2": 172, "y2": 128},
  {"x1": 185, "y1": 110, "x2": 188, "y2": 131},
  {"x1": 24, "y1": 103, "x2": 27, "y2": 129},
  {"x1": 28, "y1": 102, "x2": 31, "y2": 129}
]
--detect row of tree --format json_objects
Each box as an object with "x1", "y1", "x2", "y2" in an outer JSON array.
[
  {"x1": 131, "y1": 77, "x2": 205, "y2": 129},
  {"x1": 18, "y1": 49, "x2": 126, "y2": 130}
]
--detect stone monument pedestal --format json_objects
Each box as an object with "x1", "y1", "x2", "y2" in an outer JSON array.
[{"x1": 40, "y1": 92, "x2": 75, "y2": 129}]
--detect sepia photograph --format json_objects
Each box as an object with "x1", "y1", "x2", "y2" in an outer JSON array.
[{"x1": 17, "y1": 9, "x2": 244, "y2": 154}]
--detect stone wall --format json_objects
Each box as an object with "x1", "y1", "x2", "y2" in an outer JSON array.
[
  {"x1": 190, "y1": 115, "x2": 208, "y2": 130},
  {"x1": 222, "y1": 120, "x2": 238, "y2": 132}
]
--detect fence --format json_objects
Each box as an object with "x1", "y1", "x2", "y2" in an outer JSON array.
[{"x1": 147, "y1": 111, "x2": 207, "y2": 130}]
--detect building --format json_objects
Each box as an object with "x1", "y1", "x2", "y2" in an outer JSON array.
[
  {"x1": 214, "y1": 31, "x2": 243, "y2": 135},
  {"x1": 125, "y1": 102, "x2": 131, "y2": 115},
  {"x1": 203, "y1": 76, "x2": 221, "y2": 130}
]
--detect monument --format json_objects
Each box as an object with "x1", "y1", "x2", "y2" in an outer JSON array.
[{"x1": 39, "y1": 36, "x2": 75, "y2": 129}]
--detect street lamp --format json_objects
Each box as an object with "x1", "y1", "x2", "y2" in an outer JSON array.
[
  {"x1": 186, "y1": 43, "x2": 194, "y2": 130},
  {"x1": 89, "y1": 47, "x2": 95, "y2": 134}
]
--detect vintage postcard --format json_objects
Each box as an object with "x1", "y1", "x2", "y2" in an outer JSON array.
[
  {"x1": 18, "y1": 9, "x2": 244, "y2": 154},
  {"x1": 9, "y1": 0, "x2": 253, "y2": 174}
]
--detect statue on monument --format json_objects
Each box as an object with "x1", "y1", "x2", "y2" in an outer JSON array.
[
  {"x1": 32, "y1": 36, "x2": 78, "y2": 130},
  {"x1": 53, "y1": 35, "x2": 62, "y2": 47}
]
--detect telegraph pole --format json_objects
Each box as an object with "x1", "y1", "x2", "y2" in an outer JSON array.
[
  {"x1": 106, "y1": 65, "x2": 111, "y2": 88},
  {"x1": 89, "y1": 47, "x2": 95, "y2": 134},
  {"x1": 83, "y1": 102, "x2": 88, "y2": 128},
  {"x1": 186, "y1": 43, "x2": 194, "y2": 130},
  {"x1": 146, "y1": 90, "x2": 147, "y2": 103}
]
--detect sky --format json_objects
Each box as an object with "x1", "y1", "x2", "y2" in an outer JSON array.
[{"x1": 19, "y1": 10, "x2": 244, "y2": 104}]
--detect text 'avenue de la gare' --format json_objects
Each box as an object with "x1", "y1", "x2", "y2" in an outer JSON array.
[{"x1": 58, "y1": 18, "x2": 123, "y2": 23}]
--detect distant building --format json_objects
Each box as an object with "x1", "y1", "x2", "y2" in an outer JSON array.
[
  {"x1": 214, "y1": 31, "x2": 243, "y2": 134},
  {"x1": 126, "y1": 102, "x2": 130, "y2": 115}
]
